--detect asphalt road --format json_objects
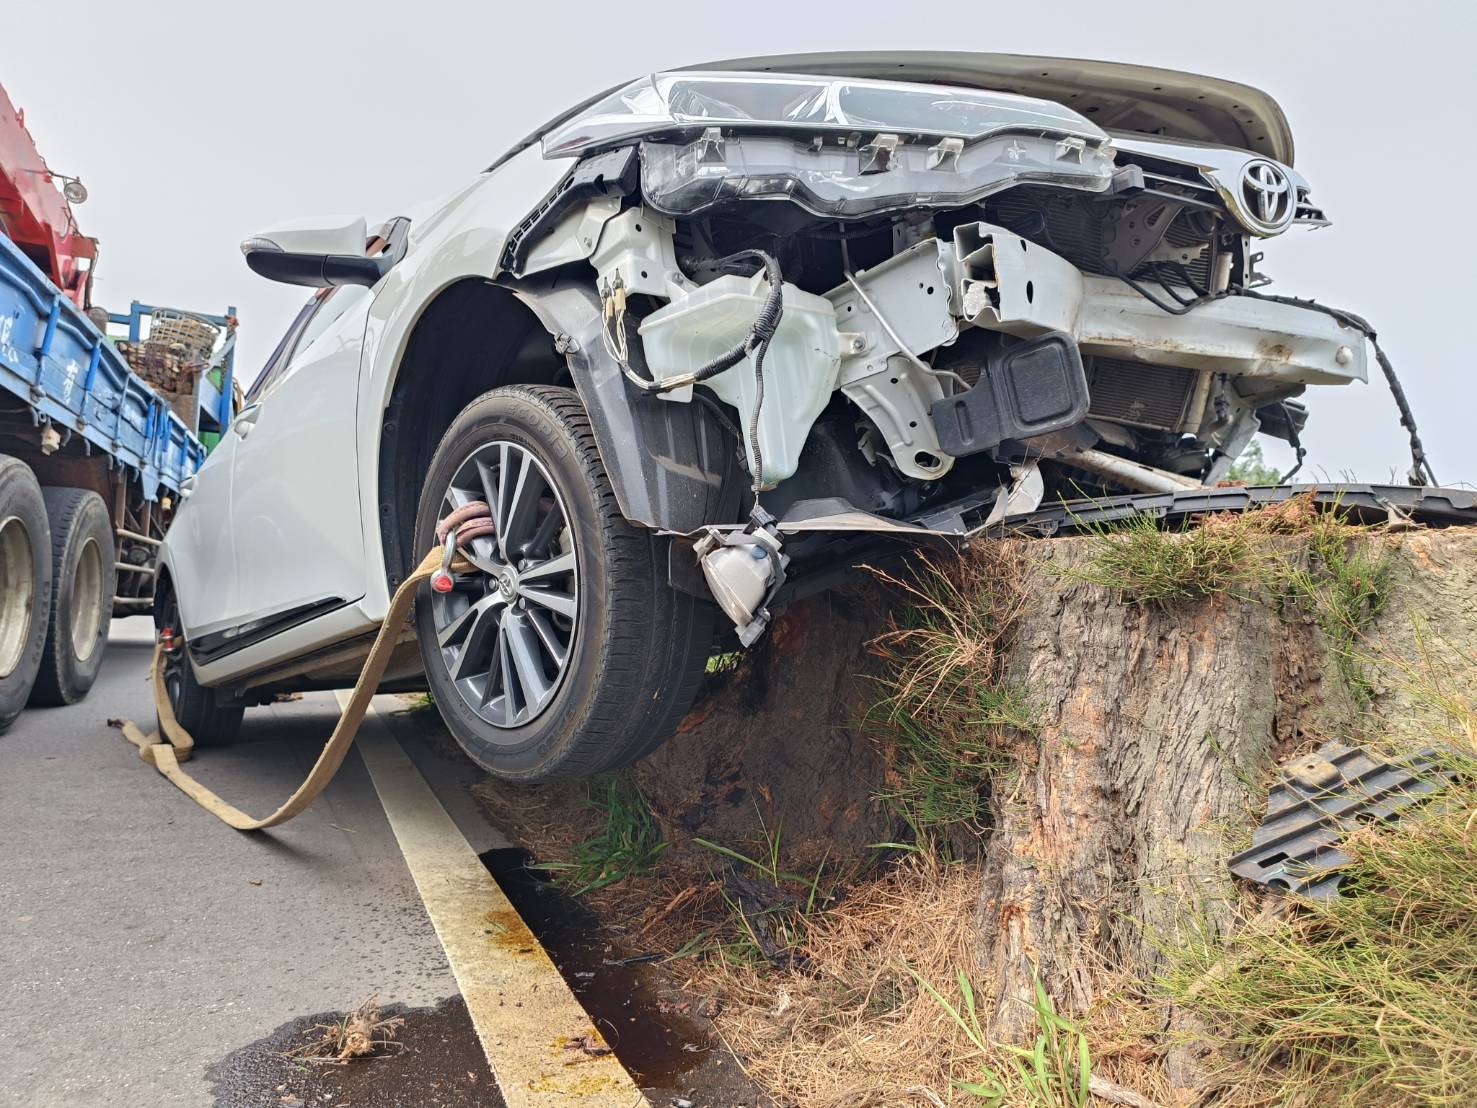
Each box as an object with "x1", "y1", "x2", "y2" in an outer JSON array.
[{"x1": 0, "y1": 618, "x2": 506, "y2": 1107}]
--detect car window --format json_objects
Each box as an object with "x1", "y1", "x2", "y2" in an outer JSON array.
[
  {"x1": 246, "y1": 285, "x2": 373, "y2": 404},
  {"x1": 292, "y1": 284, "x2": 371, "y2": 362},
  {"x1": 245, "y1": 295, "x2": 322, "y2": 404}
]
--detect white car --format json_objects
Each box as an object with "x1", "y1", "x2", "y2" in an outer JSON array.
[{"x1": 158, "y1": 52, "x2": 1374, "y2": 782}]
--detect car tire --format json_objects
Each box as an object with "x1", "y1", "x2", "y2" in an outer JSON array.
[
  {"x1": 413, "y1": 385, "x2": 714, "y2": 782},
  {"x1": 0, "y1": 455, "x2": 51, "y2": 732},
  {"x1": 155, "y1": 590, "x2": 245, "y2": 747},
  {"x1": 29, "y1": 488, "x2": 117, "y2": 706}
]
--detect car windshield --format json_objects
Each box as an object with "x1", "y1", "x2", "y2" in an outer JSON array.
[{"x1": 541, "y1": 70, "x2": 1104, "y2": 159}]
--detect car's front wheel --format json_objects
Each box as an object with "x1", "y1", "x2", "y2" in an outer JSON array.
[
  {"x1": 154, "y1": 590, "x2": 244, "y2": 747},
  {"x1": 413, "y1": 385, "x2": 713, "y2": 782}
]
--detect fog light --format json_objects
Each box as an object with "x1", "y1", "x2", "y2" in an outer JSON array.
[{"x1": 700, "y1": 544, "x2": 774, "y2": 633}]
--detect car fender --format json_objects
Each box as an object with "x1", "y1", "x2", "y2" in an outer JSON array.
[
  {"x1": 504, "y1": 274, "x2": 741, "y2": 534},
  {"x1": 353, "y1": 145, "x2": 738, "y2": 622}
]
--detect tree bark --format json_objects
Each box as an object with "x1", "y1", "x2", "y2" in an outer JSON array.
[{"x1": 970, "y1": 530, "x2": 1477, "y2": 1088}]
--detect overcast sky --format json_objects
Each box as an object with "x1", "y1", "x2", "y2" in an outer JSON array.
[{"x1": 6, "y1": 0, "x2": 1472, "y2": 484}]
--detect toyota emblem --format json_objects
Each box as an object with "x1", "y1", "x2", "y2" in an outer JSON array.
[{"x1": 1239, "y1": 160, "x2": 1294, "y2": 232}]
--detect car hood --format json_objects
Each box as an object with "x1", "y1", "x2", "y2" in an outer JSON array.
[
  {"x1": 491, "y1": 51, "x2": 1293, "y2": 171},
  {"x1": 691, "y1": 52, "x2": 1294, "y2": 164}
]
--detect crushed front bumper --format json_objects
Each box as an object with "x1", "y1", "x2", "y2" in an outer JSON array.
[{"x1": 952, "y1": 222, "x2": 1369, "y2": 388}]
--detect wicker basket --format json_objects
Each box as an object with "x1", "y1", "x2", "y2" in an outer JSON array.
[{"x1": 145, "y1": 310, "x2": 219, "y2": 362}]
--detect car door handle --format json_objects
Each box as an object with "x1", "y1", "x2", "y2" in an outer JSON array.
[{"x1": 233, "y1": 403, "x2": 262, "y2": 439}]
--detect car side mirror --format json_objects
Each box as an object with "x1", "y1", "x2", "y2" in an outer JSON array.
[{"x1": 241, "y1": 215, "x2": 408, "y2": 288}]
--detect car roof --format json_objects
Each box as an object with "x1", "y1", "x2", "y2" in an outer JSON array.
[{"x1": 489, "y1": 50, "x2": 1294, "y2": 173}]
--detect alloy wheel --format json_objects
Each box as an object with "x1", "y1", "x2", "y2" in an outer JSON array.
[{"x1": 430, "y1": 441, "x2": 579, "y2": 729}]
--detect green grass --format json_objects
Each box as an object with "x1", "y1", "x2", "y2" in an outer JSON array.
[
  {"x1": 866, "y1": 552, "x2": 1037, "y2": 835},
  {"x1": 915, "y1": 969, "x2": 1093, "y2": 1107},
  {"x1": 705, "y1": 651, "x2": 743, "y2": 675},
  {"x1": 1277, "y1": 511, "x2": 1395, "y2": 704},
  {"x1": 869, "y1": 687, "x2": 1035, "y2": 834},
  {"x1": 542, "y1": 775, "x2": 668, "y2": 896},
  {"x1": 1065, "y1": 510, "x2": 1272, "y2": 605},
  {"x1": 683, "y1": 806, "x2": 839, "y2": 966},
  {"x1": 1163, "y1": 763, "x2": 1477, "y2": 1105}
]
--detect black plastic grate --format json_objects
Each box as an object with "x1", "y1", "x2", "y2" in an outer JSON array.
[{"x1": 1228, "y1": 741, "x2": 1457, "y2": 900}]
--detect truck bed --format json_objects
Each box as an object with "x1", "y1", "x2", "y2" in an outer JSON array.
[{"x1": 0, "y1": 230, "x2": 205, "y2": 498}]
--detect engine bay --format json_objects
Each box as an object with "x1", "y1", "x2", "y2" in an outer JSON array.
[{"x1": 500, "y1": 69, "x2": 1373, "y2": 641}]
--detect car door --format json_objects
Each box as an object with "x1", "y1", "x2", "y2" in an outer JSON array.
[
  {"x1": 224, "y1": 283, "x2": 374, "y2": 634},
  {"x1": 168, "y1": 298, "x2": 318, "y2": 636}
]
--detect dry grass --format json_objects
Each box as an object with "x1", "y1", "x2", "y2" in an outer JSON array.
[
  {"x1": 285, "y1": 996, "x2": 405, "y2": 1064},
  {"x1": 865, "y1": 545, "x2": 1036, "y2": 835},
  {"x1": 692, "y1": 850, "x2": 1174, "y2": 1108},
  {"x1": 696, "y1": 850, "x2": 988, "y2": 1107}
]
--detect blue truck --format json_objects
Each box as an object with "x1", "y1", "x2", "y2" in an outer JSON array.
[{"x1": 0, "y1": 228, "x2": 230, "y2": 728}]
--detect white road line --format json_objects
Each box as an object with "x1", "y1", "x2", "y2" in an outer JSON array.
[{"x1": 338, "y1": 692, "x2": 648, "y2": 1107}]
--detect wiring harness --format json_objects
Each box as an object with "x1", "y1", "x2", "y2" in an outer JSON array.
[{"x1": 601, "y1": 249, "x2": 785, "y2": 497}]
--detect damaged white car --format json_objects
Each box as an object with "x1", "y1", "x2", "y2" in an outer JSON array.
[{"x1": 158, "y1": 52, "x2": 1398, "y2": 781}]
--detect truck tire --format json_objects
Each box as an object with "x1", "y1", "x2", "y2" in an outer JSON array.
[
  {"x1": 0, "y1": 455, "x2": 51, "y2": 732},
  {"x1": 155, "y1": 590, "x2": 244, "y2": 747},
  {"x1": 29, "y1": 488, "x2": 117, "y2": 706},
  {"x1": 413, "y1": 385, "x2": 715, "y2": 782}
]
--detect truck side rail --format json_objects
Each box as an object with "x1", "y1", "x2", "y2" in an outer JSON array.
[{"x1": 0, "y1": 231, "x2": 205, "y2": 498}]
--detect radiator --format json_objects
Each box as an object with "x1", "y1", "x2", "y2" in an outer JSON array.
[{"x1": 1087, "y1": 357, "x2": 1207, "y2": 432}]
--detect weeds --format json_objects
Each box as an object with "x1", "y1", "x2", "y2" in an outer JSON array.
[
  {"x1": 869, "y1": 691, "x2": 1033, "y2": 834},
  {"x1": 915, "y1": 971, "x2": 1091, "y2": 1107},
  {"x1": 1065, "y1": 509, "x2": 1273, "y2": 605},
  {"x1": 706, "y1": 651, "x2": 743, "y2": 675},
  {"x1": 1277, "y1": 509, "x2": 1395, "y2": 703},
  {"x1": 542, "y1": 775, "x2": 667, "y2": 896},
  {"x1": 867, "y1": 548, "x2": 1036, "y2": 835},
  {"x1": 1165, "y1": 647, "x2": 1477, "y2": 1106},
  {"x1": 690, "y1": 806, "x2": 830, "y2": 966}
]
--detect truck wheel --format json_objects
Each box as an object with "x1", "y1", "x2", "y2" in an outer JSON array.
[
  {"x1": 0, "y1": 456, "x2": 51, "y2": 732},
  {"x1": 155, "y1": 590, "x2": 244, "y2": 747},
  {"x1": 413, "y1": 385, "x2": 714, "y2": 782},
  {"x1": 29, "y1": 488, "x2": 117, "y2": 706}
]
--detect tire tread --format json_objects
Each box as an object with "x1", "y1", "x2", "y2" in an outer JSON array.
[
  {"x1": 416, "y1": 385, "x2": 713, "y2": 780},
  {"x1": 30, "y1": 487, "x2": 115, "y2": 706}
]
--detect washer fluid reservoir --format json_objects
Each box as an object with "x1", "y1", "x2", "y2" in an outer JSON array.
[{"x1": 638, "y1": 271, "x2": 842, "y2": 487}]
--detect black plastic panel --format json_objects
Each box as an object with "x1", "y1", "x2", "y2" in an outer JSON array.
[{"x1": 930, "y1": 331, "x2": 1089, "y2": 459}]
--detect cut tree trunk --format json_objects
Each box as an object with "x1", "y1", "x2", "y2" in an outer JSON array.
[{"x1": 972, "y1": 530, "x2": 1477, "y2": 1086}]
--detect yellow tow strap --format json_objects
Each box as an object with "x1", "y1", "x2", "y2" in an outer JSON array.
[{"x1": 118, "y1": 546, "x2": 448, "y2": 831}]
